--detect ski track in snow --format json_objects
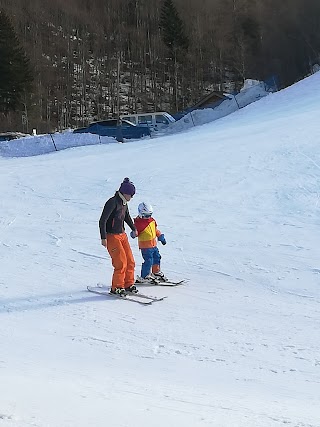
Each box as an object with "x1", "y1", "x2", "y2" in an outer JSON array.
[{"x1": 1, "y1": 74, "x2": 320, "y2": 426}]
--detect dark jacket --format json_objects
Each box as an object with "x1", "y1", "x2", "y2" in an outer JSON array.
[{"x1": 99, "y1": 191, "x2": 135, "y2": 239}]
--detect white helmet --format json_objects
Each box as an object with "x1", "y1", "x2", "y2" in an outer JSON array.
[{"x1": 138, "y1": 202, "x2": 153, "y2": 218}]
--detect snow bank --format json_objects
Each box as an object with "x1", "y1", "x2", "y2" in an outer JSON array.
[{"x1": 0, "y1": 131, "x2": 116, "y2": 157}]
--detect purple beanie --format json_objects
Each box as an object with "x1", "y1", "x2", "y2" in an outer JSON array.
[{"x1": 119, "y1": 177, "x2": 136, "y2": 196}]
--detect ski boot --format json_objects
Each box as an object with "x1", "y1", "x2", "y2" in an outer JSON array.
[
  {"x1": 125, "y1": 285, "x2": 139, "y2": 294},
  {"x1": 136, "y1": 274, "x2": 157, "y2": 284},
  {"x1": 152, "y1": 271, "x2": 168, "y2": 282},
  {"x1": 110, "y1": 287, "x2": 126, "y2": 297}
]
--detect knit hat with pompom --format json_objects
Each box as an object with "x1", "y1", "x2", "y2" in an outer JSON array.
[{"x1": 119, "y1": 177, "x2": 135, "y2": 196}]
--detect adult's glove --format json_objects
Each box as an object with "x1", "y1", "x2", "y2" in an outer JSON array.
[
  {"x1": 130, "y1": 230, "x2": 137, "y2": 239},
  {"x1": 158, "y1": 234, "x2": 166, "y2": 245}
]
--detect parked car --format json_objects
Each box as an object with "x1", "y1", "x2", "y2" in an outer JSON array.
[
  {"x1": 0, "y1": 132, "x2": 28, "y2": 142},
  {"x1": 73, "y1": 119, "x2": 151, "y2": 139},
  {"x1": 120, "y1": 112, "x2": 175, "y2": 132}
]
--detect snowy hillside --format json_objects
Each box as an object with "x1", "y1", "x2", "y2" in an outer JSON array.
[{"x1": 1, "y1": 72, "x2": 320, "y2": 427}]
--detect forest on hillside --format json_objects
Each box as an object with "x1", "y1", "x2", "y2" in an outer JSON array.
[{"x1": 0, "y1": 0, "x2": 320, "y2": 133}]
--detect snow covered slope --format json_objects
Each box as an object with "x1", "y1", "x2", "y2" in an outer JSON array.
[{"x1": 0, "y1": 72, "x2": 320, "y2": 426}]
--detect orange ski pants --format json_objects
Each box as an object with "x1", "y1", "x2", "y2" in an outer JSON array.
[{"x1": 106, "y1": 233, "x2": 135, "y2": 290}]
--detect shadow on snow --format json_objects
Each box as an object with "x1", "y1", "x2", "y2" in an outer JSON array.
[{"x1": 0, "y1": 290, "x2": 112, "y2": 314}]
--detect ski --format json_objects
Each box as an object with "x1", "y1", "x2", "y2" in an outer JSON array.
[
  {"x1": 135, "y1": 279, "x2": 185, "y2": 287},
  {"x1": 129, "y1": 292, "x2": 167, "y2": 302},
  {"x1": 87, "y1": 286, "x2": 152, "y2": 305},
  {"x1": 162, "y1": 279, "x2": 185, "y2": 286},
  {"x1": 93, "y1": 284, "x2": 166, "y2": 300},
  {"x1": 87, "y1": 286, "x2": 166, "y2": 304}
]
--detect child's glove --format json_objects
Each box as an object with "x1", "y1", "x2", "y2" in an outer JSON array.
[
  {"x1": 158, "y1": 234, "x2": 166, "y2": 245},
  {"x1": 130, "y1": 230, "x2": 137, "y2": 239}
]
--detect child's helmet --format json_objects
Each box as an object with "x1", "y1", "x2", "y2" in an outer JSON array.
[{"x1": 138, "y1": 202, "x2": 153, "y2": 218}]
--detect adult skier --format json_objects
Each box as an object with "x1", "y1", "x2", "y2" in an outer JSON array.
[{"x1": 99, "y1": 178, "x2": 138, "y2": 296}]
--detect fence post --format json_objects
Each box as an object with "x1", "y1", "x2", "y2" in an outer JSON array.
[
  {"x1": 49, "y1": 133, "x2": 58, "y2": 151},
  {"x1": 190, "y1": 111, "x2": 196, "y2": 127}
]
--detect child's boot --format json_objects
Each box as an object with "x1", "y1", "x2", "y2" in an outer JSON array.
[
  {"x1": 152, "y1": 271, "x2": 168, "y2": 282},
  {"x1": 136, "y1": 275, "x2": 156, "y2": 284}
]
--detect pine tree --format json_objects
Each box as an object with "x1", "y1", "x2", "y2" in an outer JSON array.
[
  {"x1": 159, "y1": 0, "x2": 189, "y2": 60},
  {"x1": 159, "y1": 0, "x2": 189, "y2": 111},
  {"x1": 0, "y1": 9, "x2": 33, "y2": 115}
]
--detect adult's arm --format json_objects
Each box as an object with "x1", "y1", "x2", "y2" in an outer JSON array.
[
  {"x1": 99, "y1": 197, "x2": 116, "y2": 239},
  {"x1": 124, "y1": 207, "x2": 136, "y2": 232}
]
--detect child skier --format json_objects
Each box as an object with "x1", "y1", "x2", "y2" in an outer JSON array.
[{"x1": 131, "y1": 202, "x2": 167, "y2": 283}]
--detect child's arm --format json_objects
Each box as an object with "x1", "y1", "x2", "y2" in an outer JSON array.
[
  {"x1": 155, "y1": 219, "x2": 166, "y2": 245},
  {"x1": 158, "y1": 234, "x2": 166, "y2": 245}
]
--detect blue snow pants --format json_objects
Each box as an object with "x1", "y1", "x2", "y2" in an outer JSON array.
[{"x1": 140, "y1": 247, "x2": 161, "y2": 278}]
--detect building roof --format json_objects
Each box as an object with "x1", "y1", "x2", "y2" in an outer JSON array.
[{"x1": 192, "y1": 91, "x2": 227, "y2": 109}]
